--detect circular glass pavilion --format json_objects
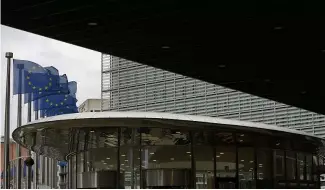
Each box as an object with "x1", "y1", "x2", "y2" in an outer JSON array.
[{"x1": 13, "y1": 112, "x2": 325, "y2": 189}]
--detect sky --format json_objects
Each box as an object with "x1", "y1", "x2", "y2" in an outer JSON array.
[{"x1": 0, "y1": 25, "x2": 102, "y2": 136}]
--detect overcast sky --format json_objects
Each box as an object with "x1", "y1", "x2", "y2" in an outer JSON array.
[{"x1": 0, "y1": 25, "x2": 102, "y2": 136}]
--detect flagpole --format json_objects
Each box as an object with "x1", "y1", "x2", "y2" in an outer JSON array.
[
  {"x1": 26, "y1": 95, "x2": 33, "y2": 189},
  {"x1": 4, "y1": 52, "x2": 13, "y2": 189},
  {"x1": 16, "y1": 64, "x2": 23, "y2": 189},
  {"x1": 34, "y1": 107, "x2": 39, "y2": 189}
]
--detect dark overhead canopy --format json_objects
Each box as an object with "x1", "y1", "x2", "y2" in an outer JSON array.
[{"x1": 2, "y1": 0, "x2": 325, "y2": 114}]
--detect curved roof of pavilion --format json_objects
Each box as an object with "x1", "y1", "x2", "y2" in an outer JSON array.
[{"x1": 12, "y1": 112, "x2": 325, "y2": 160}]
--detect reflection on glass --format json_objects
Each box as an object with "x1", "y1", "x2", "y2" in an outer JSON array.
[
  {"x1": 257, "y1": 149, "x2": 272, "y2": 188},
  {"x1": 313, "y1": 155, "x2": 319, "y2": 181},
  {"x1": 120, "y1": 146, "x2": 140, "y2": 189},
  {"x1": 141, "y1": 145, "x2": 191, "y2": 188},
  {"x1": 141, "y1": 128, "x2": 189, "y2": 146},
  {"x1": 297, "y1": 153, "x2": 305, "y2": 180},
  {"x1": 274, "y1": 150, "x2": 285, "y2": 180},
  {"x1": 69, "y1": 127, "x2": 322, "y2": 189},
  {"x1": 215, "y1": 146, "x2": 236, "y2": 189},
  {"x1": 306, "y1": 154, "x2": 312, "y2": 180},
  {"x1": 120, "y1": 128, "x2": 140, "y2": 146},
  {"x1": 236, "y1": 133, "x2": 253, "y2": 146},
  {"x1": 194, "y1": 146, "x2": 214, "y2": 189},
  {"x1": 88, "y1": 148, "x2": 118, "y2": 171},
  {"x1": 72, "y1": 155, "x2": 76, "y2": 189},
  {"x1": 238, "y1": 147, "x2": 255, "y2": 189},
  {"x1": 286, "y1": 151, "x2": 296, "y2": 180},
  {"x1": 141, "y1": 146, "x2": 191, "y2": 169}
]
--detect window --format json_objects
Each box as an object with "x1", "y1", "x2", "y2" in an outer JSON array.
[
  {"x1": 238, "y1": 147, "x2": 256, "y2": 189},
  {"x1": 257, "y1": 149, "x2": 272, "y2": 188},
  {"x1": 297, "y1": 153, "x2": 305, "y2": 180},
  {"x1": 274, "y1": 150, "x2": 285, "y2": 180},
  {"x1": 286, "y1": 151, "x2": 297, "y2": 180}
]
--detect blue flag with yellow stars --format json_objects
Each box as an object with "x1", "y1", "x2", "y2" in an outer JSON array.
[
  {"x1": 25, "y1": 74, "x2": 69, "y2": 103},
  {"x1": 13, "y1": 59, "x2": 60, "y2": 95},
  {"x1": 40, "y1": 105, "x2": 78, "y2": 117},
  {"x1": 35, "y1": 81, "x2": 78, "y2": 111},
  {"x1": 36, "y1": 94, "x2": 77, "y2": 111}
]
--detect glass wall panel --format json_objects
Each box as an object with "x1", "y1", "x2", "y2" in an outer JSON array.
[
  {"x1": 274, "y1": 150, "x2": 285, "y2": 181},
  {"x1": 306, "y1": 154, "x2": 312, "y2": 180},
  {"x1": 88, "y1": 148, "x2": 118, "y2": 171},
  {"x1": 238, "y1": 147, "x2": 255, "y2": 189},
  {"x1": 75, "y1": 152, "x2": 84, "y2": 189},
  {"x1": 313, "y1": 155, "x2": 319, "y2": 182},
  {"x1": 286, "y1": 151, "x2": 297, "y2": 180},
  {"x1": 141, "y1": 128, "x2": 189, "y2": 146},
  {"x1": 120, "y1": 146, "x2": 141, "y2": 189},
  {"x1": 141, "y1": 145, "x2": 191, "y2": 169},
  {"x1": 297, "y1": 153, "x2": 305, "y2": 180},
  {"x1": 140, "y1": 127, "x2": 191, "y2": 188},
  {"x1": 215, "y1": 146, "x2": 236, "y2": 189},
  {"x1": 257, "y1": 149, "x2": 272, "y2": 188},
  {"x1": 194, "y1": 146, "x2": 214, "y2": 189},
  {"x1": 71, "y1": 155, "x2": 76, "y2": 189},
  {"x1": 120, "y1": 128, "x2": 141, "y2": 189},
  {"x1": 236, "y1": 133, "x2": 254, "y2": 147}
]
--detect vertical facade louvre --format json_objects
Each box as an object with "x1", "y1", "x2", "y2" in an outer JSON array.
[{"x1": 101, "y1": 54, "x2": 325, "y2": 138}]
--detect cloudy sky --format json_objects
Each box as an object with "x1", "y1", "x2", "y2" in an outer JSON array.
[{"x1": 0, "y1": 25, "x2": 102, "y2": 135}]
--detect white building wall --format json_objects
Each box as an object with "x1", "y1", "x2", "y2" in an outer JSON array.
[{"x1": 78, "y1": 99, "x2": 101, "y2": 113}]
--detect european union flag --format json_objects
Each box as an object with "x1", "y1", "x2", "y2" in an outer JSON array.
[
  {"x1": 35, "y1": 81, "x2": 77, "y2": 111},
  {"x1": 42, "y1": 105, "x2": 78, "y2": 117},
  {"x1": 13, "y1": 59, "x2": 59, "y2": 95},
  {"x1": 37, "y1": 94, "x2": 77, "y2": 111},
  {"x1": 25, "y1": 74, "x2": 69, "y2": 103},
  {"x1": 44, "y1": 66, "x2": 69, "y2": 93}
]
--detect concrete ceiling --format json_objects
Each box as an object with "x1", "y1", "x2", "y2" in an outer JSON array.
[{"x1": 2, "y1": 0, "x2": 325, "y2": 114}]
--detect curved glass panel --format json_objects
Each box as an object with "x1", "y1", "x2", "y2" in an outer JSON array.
[{"x1": 68, "y1": 126, "x2": 321, "y2": 189}]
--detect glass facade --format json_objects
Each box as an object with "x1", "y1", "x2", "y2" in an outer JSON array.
[
  {"x1": 101, "y1": 54, "x2": 325, "y2": 138},
  {"x1": 68, "y1": 127, "x2": 322, "y2": 189}
]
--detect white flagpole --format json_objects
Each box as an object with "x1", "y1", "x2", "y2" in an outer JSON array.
[
  {"x1": 26, "y1": 94, "x2": 34, "y2": 189},
  {"x1": 33, "y1": 105, "x2": 39, "y2": 189}
]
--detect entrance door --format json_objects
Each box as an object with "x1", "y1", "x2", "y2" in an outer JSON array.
[{"x1": 216, "y1": 177, "x2": 236, "y2": 189}]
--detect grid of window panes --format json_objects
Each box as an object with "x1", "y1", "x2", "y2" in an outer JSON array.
[
  {"x1": 101, "y1": 54, "x2": 325, "y2": 138},
  {"x1": 70, "y1": 127, "x2": 323, "y2": 189}
]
